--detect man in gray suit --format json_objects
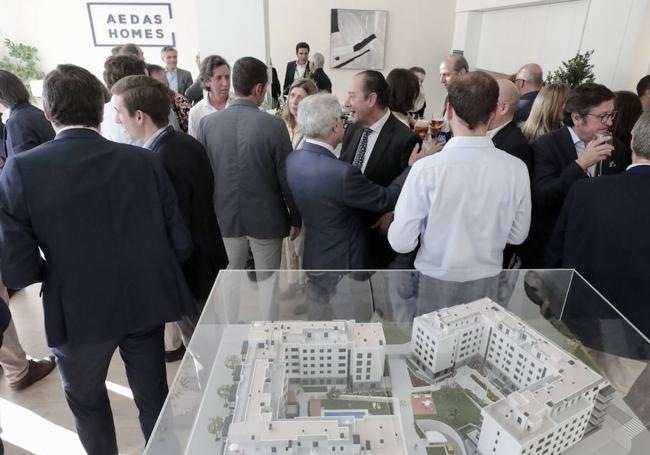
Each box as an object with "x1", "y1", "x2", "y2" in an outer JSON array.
[
  {"x1": 287, "y1": 94, "x2": 426, "y2": 269},
  {"x1": 161, "y1": 46, "x2": 193, "y2": 95},
  {"x1": 197, "y1": 56, "x2": 301, "y2": 271}
]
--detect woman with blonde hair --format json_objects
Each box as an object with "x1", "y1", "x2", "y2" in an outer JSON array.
[
  {"x1": 282, "y1": 78, "x2": 318, "y2": 150},
  {"x1": 521, "y1": 83, "x2": 571, "y2": 142},
  {"x1": 280, "y1": 78, "x2": 318, "y2": 299}
]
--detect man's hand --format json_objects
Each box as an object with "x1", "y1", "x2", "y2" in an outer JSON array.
[
  {"x1": 371, "y1": 212, "x2": 394, "y2": 236},
  {"x1": 408, "y1": 143, "x2": 425, "y2": 166},
  {"x1": 576, "y1": 135, "x2": 614, "y2": 170},
  {"x1": 289, "y1": 226, "x2": 301, "y2": 241}
]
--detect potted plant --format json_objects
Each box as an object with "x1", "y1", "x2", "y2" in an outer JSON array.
[
  {"x1": 545, "y1": 50, "x2": 595, "y2": 88},
  {"x1": 0, "y1": 38, "x2": 45, "y2": 98}
]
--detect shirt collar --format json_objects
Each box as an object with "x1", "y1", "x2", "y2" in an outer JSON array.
[
  {"x1": 305, "y1": 138, "x2": 335, "y2": 154},
  {"x1": 444, "y1": 135, "x2": 495, "y2": 148},
  {"x1": 165, "y1": 68, "x2": 177, "y2": 74},
  {"x1": 487, "y1": 120, "x2": 510, "y2": 139},
  {"x1": 568, "y1": 126, "x2": 584, "y2": 146},
  {"x1": 1, "y1": 108, "x2": 11, "y2": 124},
  {"x1": 143, "y1": 126, "x2": 168, "y2": 150},
  {"x1": 57, "y1": 125, "x2": 99, "y2": 134},
  {"x1": 367, "y1": 109, "x2": 391, "y2": 134},
  {"x1": 627, "y1": 163, "x2": 650, "y2": 170}
]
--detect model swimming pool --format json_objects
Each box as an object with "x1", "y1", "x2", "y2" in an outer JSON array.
[{"x1": 322, "y1": 410, "x2": 368, "y2": 419}]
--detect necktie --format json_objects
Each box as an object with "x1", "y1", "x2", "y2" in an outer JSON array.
[{"x1": 352, "y1": 128, "x2": 372, "y2": 169}]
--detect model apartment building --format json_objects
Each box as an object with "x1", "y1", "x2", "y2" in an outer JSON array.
[
  {"x1": 226, "y1": 321, "x2": 406, "y2": 455},
  {"x1": 411, "y1": 299, "x2": 613, "y2": 455}
]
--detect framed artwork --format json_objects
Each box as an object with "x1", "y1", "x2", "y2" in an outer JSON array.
[{"x1": 330, "y1": 9, "x2": 387, "y2": 70}]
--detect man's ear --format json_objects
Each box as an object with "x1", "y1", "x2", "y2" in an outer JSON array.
[
  {"x1": 43, "y1": 103, "x2": 53, "y2": 123},
  {"x1": 571, "y1": 111, "x2": 582, "y2": 126}
]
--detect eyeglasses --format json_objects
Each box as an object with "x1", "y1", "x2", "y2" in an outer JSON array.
[{"x1": 585, "y1": 110, "x2": 617, "y2": 123}]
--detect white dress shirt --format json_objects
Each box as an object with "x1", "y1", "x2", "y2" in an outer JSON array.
[
  {"x1": 294, "y1": 63, "x2": 307, "y2": 80},
  {"x1": 165, "y1": 68, "x2": 179, "y2": 92},
  {"x1": 100, "y1": 101, "x2": 144, "y2": 146},
  {"x1": 360, "y1": 109, "x2": 391, "y2": 173},
  {"x1": 187, "y1": 93, "x2": 230, "y2": 138},
  {"x1": 388, "y1": 135, "x2": 531, "y2": 281}
]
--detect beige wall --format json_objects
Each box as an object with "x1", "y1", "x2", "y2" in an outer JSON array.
[{"x1": 268, "y1": 0, "x2": 457, "y2": 117}]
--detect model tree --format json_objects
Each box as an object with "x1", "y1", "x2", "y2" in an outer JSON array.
[
  {"x1": 224, "y1": 355, "x2": 241, "y2": 370},
  {"x1": 207, "y1": 416, "x2": 224, "y2": 441},
  {"x1": 545, "y1": 50, "x2": 595, "y2": 88},
  {"x1": 217, "y1": 384, "x2": 233, "y2": 407}
]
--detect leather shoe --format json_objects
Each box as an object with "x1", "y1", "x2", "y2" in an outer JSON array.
[
  {"x1": 9, "y1": 356, "x2": 56, "y2": 391},
  {"x1": 165, "y1": 345, "x2": 186, "y2": 363}
]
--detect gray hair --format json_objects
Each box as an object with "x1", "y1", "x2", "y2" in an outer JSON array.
[
  {"x1": 446, "y1": 54, "x2": 469, "y2": 73},
  {"x1": 310, "y1": 52, "x2": 325, "y2": 69},
  {"x1": 516, "y1": 63, "x2": 544, "y2": 86},
  {"x1": 297, "y1": 94, "x2": 341, "y2": 139},
  {"x1": 631, "y1": 111, "x2": 650, "y2": 159}
]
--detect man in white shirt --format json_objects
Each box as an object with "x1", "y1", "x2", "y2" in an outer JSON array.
[
  {"x1": 388, "y1": 71, "x2": 532, "y2": 281},
  {"x1": 283, "y1": 42, "x2": 311, "y2": 95},
  {"x1": 187, "y1": 55, "x2": 231, "y2": 137}
]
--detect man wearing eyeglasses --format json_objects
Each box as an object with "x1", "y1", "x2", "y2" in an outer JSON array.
[{"x1": 526, "y1": 83, "x2": 629, "y2": 267}]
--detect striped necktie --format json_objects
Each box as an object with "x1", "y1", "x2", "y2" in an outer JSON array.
[{"x1": 352, "y1": 128, "x2": 373, "y2": 169}]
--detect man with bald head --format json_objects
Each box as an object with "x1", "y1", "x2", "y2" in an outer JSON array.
[
  {"x1": 514, "y1": 63, "x2": 543, "y2": 122},
  {"x1": 488, "y1": 79, "x2": 533, "y2": 267},
  {"x1": 488, "y1": 79, "x2": 532, "y2": 174},
  {"x1": 439, "y1": 54, "x2": 469, "y2": 136}
]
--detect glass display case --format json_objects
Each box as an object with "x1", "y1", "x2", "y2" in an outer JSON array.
[{"x1": 145, "y1": 270, "x2": 650, "y2": 455}]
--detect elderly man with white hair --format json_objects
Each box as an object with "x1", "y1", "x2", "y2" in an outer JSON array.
[
  {"x1": 309, "y1": 52, "x2": 332, "y2": 92},
  {"x1": 286, "y1": 94, "x2": 425, "y2": 269},
  {"x1": 514, "y1": 63, "x2": 543, "y2": 122}
]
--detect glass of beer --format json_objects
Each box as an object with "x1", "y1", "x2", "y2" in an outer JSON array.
[
  {"x1": 414, "y1": 119, "x2": 430, "y2": 139},
  {"x1": 430, "y1": 116, "x2": 444, "y2": 135}
]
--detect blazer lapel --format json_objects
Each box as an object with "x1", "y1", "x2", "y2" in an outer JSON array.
[{"x1": 363, "y1": 114, "x2": 395, "y2": 176}]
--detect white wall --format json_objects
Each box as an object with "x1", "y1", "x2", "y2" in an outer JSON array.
[
  {"x1": 268, "y1": 0, "x2": 457, "y2": 117},
  {"x1": 452, "y1": 0, "x2": 650, "y2": 90}
]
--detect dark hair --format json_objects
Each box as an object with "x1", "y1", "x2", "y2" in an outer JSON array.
[
  {"x1": 409, "y1": 66, "x2": 426, "y2": 75},
  {"x1": 0, "y1": 70, "x2": 30, "y2": 108},
  {"x1": 199, "y1": 55, "x2": 230, "y2": 91},
  {"x1": 43, "y1": 64, "x2": 105, "y2": 128},
  {"x1": 295, "y1": 42, "x2": 310, "y2": 53},
  {"x1": 146, "y1": 64, "x2": 165, "y2": 76},
  {"x1": 121, "y1": 43, "x2": 141, "y2": 58},
  {"x1": 111, "y1": 75, "x2": 171, "y2": 128},
  {"x1": 612, "y1": 91, "x2": 642, "y2": 147},
  {"x1": 637, "y1": 75, "x2": 650, "y2": 97},
  {"x1": 111, "y1": 45, "x2": 123, "y2": 56},
  {"x1": 232, "y1": 56, "x2": 268, "y2": 96},
  {"x1": 161, "y1": 46, "x2": 176, "y2": 54},
  {"x1": 103, "y1": 55, "x2": 146, "y2": 90},
  {"x1": 447, "y1": 71, "x2": 498, "y2": 130},
  {"x1": 563, "y1": 83, "x2": 615, "y2": 126},
  {"x1": 357, "y1": 70, "x2": 389, "y2": 108},
  {"x1": 386, "y1": 68, "x2": 420, "y2": 114}
]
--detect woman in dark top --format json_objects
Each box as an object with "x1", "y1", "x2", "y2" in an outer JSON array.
[
  {"x1": 612, "y1": 90, "x2": 642, "y2": 151},
  {"x1": 0, "y1": 70, "x2": 55, "y2": 165}
]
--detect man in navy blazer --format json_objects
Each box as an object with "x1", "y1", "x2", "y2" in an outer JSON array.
[
  {"x1": 547, "y1": 112, "x2": 650, "y2": 339},
  {"x1": 286, "y1": 94, "x2": 425, "y2": 270},
  {"x1": 0, "y1": 65, "x2": 195, "y2": 454},
  {"x1": 528, "y1": 83, "x2": 628, "y2": 267}
]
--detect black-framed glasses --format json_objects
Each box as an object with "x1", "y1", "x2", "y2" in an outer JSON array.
[{"x1": 586, "y1": 110, "x2": 618, "y2": 123}]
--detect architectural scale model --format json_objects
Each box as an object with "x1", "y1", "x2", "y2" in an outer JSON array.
[
  {"x1": 224, "y1": 320, "x2": 407, "y2": 455},
  {"x1": 411, "y1": 298, "x2": 614, "y2": 455}
]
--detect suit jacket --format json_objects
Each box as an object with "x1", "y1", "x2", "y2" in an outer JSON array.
[
  {"x1": 287, "y1": 141, "x2": 409, "y2": 269},
  {"x1": 492, "y1": 121, "x2": 533, "y2": 176},
  {"x1": 197, "y1": 98, "x2": 300, "y2": 239},
  {"x1": 528, "y1": 126, "x2": 627, "y2": 266},
  {"x1": 0, "y1": 129, "x2": 195, "y2": 347},
  {"x1": 339, "y1": 113, "x2": 418, "y2": 267},
  {"x1": 547, "y1": 165, "x2": 650, "y2": 338},
  {"x1": 514, "y1": 90, "x2": 538, "y2": 123},
  {"x1": 312, "y1": 68, "x2": 332, "y2": 93},
  {"x1": 2, "y1": 102, "x2": 55, "y2": 159},
  {"x1": 283, "y1": 60, "x2": 311, "y2": 94},
  {"x1": 153, "y1": 127, "x2": 228, "y2": 301},
  {"x1": 175, "y1": 67, "x2": 194, "y2": 96}
]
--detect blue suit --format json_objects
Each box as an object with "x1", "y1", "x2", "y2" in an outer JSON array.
[
  {"x1": 2, "y1": 101, "x2": 55, "y2": 159},
  {"x1": 286, "y1": 141, "x2": 409, "y2": 269}
]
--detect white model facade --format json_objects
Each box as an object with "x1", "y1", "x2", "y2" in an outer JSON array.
[
  {"x1": 226, "y1": 321, "x2": 404, "y2": 455},
  {"x1": 412, "y1": 299, "x2": 610, "y2": 455}
]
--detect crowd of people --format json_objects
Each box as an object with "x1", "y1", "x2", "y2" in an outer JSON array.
[{"x1": 0, "y1": 39, "x2": 649, "y2": 453}]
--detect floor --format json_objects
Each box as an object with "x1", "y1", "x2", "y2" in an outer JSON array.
[{"x1": 0, "y1": 285, "x2": 180, "y2": 455}]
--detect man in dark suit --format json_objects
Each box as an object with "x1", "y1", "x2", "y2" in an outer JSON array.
[
  {"x1": 489, "y1": 79, "x2": 533, "y2": 267},
  {"x1": 111, "y1": 74, "x2": 228, "y2": 314},
  {"x1": 547, "y1": 111, "x2": 650, "y2": 338},
  {"x1": 0, "y1": 64, "x2": 195, "y2": 454},
  {"x1": 287, "y1": 94, "x2": 426, "y2": 269},
  {"x1": 309, "y1": 52, "x2": 332, "y2": 93},
  {"x1": 340, "y1": 70, "x2": 419, "y2": 268},
  {"x1": 529, "y1": 83, "x2": 628, "y2": 267},
  {"x1": 161, "y1": 46, "x2": 194, "y2": 95},
  {"x1": 514, "y1": 63, "x2": 543, "y2": 123},
  {"x1": 283, "y1": 41, "x2": 311, "y2": 95}
]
